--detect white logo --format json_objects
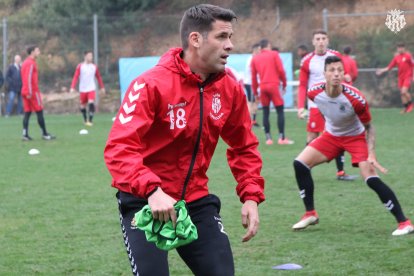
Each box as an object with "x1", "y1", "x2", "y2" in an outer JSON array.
[
  {"x1": 210, "y1": 93, "x2": 224, "y2": 120},
  {"x1": 212, "y1": 93, "x2": 221, "y2": 114},
  {"x1": 118, "y1": 82, "x2": 145, "y2": 125},
  {"x1": 385, "y1": 9, "x2": 406, "y2": 33}
]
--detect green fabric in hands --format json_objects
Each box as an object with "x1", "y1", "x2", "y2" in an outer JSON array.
[{"x1": 134, "y1": 200, "x2": 198, "y2": 251}]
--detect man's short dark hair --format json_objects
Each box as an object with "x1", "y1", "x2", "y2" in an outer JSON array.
[
  {"x1": 84, "y1": 50, "x2": 93, "y2": 56},
  {"x1": 27, "y1": 45, "x2": 38, "y2": 55},
  {"x1": 312, "y1": 29, "x2": 328, "y2": 37},
  {"x1": 343, "y1": 46, "x2": 352, "y2": 55},
  {"x1": 397, "y1": 43, "x2": 405, "y2": 48},
  {"x1": 252, "y1": 43, "x2": 260, "y2": 50},
  {"x1": 297, "y1": 44, "x2": 308, "y2": 51},
  {"x1": 324, "y1": 55, "x2": 342, "y2": 70},
  {"x1": 180, "y1": 4, "x2": 237, "y2": 49},
  {"x1": 259, "y1": 39, "x2": 270, "y2": 49}
]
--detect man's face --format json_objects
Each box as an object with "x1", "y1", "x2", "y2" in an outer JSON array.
[
  {"x1": 34, "y1": 47, "x2": 41, "y2": 57},
  {"x1": 397, "y1": 46, "x2": 405, "y2": 54},
  {"x1": 15, "y1": 55, "x2": 21, "y2": 64},
  {"x1": 85, "y1": 52, "x2": 93, "y2": 63},
  {"x1": 324, "y1": 61, "x2": 344, "y2": 86},
  {"x1": 196, "y1": 20, "x2": 234, "y2": 74},
  {"x1": 312, "y1": 33, "x2": 329, "y2": 54}
]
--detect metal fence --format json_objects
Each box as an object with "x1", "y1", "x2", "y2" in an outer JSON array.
[{"x1": 0, "y1": 6, "x2": 413, "y2": 114}]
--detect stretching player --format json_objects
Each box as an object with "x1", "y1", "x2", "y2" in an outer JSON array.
[
  {"x1": 292, "y1": 55, "x2": 413, "y2": 236},
  {"x1": 70, "y1": 50, "x2": 105, "y2": 126},
  {"x1": 298, "y1": 29, "x2": 355, "y2": 180},
  {"x1": 376, "y1": 43, "x2": 413, "y2": 113}
]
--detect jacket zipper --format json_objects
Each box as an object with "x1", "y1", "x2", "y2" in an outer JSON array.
[{"x1": 180, "y1": 85, "x2": 204, "y2": 200}]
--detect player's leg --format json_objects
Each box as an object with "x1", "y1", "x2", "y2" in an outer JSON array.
[
  {"x1": 79, "y1": 93, "x2": 88, "y2": 124},
  {"x1": 22, "y1": 96, "x2": 32, "y2": 140},
  {"x1": 6, "y1": 91, "x2": 16, "y2": 116},
  {"x1": 359, "y1": 162, "x2": 413, "y2": 235},
  {"x1": 293, "y1": 133, "x2": 341, "y2": 230},
  {"x1": 261, "y1": 90, "x2": 272, "y2": 144},
  {"x1": 177, "y1": 195, "x2": 234, "y2": 276},
  {"x1": 87, "y1": 91, "x2": 96, "y2": 125},
  {"x1": 35, "y1": 110, "x2": 55, "y2": 140},
  {"x1": 400, "y1": 83, "x2": 413, "y2": 113},
  {"x1": 273, "y1": 89, "x2": 294, "y2": 144},
  {"x1": 117, "y1": 191, "x2": 169, "y2": 276}
]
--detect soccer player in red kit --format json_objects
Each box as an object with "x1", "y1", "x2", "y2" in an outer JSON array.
[
  {"x1": 70, "y1": 50, "x2": 105, "y2": 126},
  {"x1": 251, "y1": 39, "x2": 294, "y2": 145},
  {"x1": 298, "y1": 29, "x2": 354, "y2": 180},
  {"x1": 376, "y1": 43, "x2": 413, "y2": 113},
  {"x1": 104, "y1": 5, "x2": 264, "y2": 275},
  {"x1": 292, "y1": 55, "x2": 413, "y2": 236},
  {"x1": 21, "y1": 45, "x2": 55, "y2": 141},
  {"x1": 342, "y1": 46, "x2": 358, "y2": 85}
]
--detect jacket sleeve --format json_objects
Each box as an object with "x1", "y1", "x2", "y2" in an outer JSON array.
[
  {"x1": 220, "y1": 83, "x2": 265, "y2": 204},
  {"x1": 298, "y1": 60, "x2": 309, "y2": 109},
  {"x1": 387, "y1": 56, "x2": 397, "y2": 70},
  {"x1": 251, "y1": 59, "x2": 259, "y2": 96},
  {"x1": 275, "y1": 53, "x2": 287, "y2": 89},
  {"x1": 70, "y1": 64, "x2": 81, "y2": 89},
  {"x1": 5, "y1": 66, "x2": 12, "y2": 87},
  {"x1": 95, "y1": 65, "x2": 105, "y2": 89},
  {"x1": 0, "y1": 70, "x2": 4, "y2": 88},
  {"x1": 104, "y1": 78, "x2": 161, "y2": 198}
]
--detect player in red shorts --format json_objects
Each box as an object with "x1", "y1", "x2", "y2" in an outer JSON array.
[
  {"x1": 376, "y1": 43, "x2": 413, "y2": 113},
  {"x1": 70, "y1": 50, "x2": 105, "y2": 126},
  {"x1": 298, "y1": 29, "x2": 355, "y2": 180},
  {"x1": 21, "y1": 45, "x2": 55, "y2": 141},
  {"x1": 251, "y1": 39, "x2": 294, "y2": 145},
  {"x1": 292, "y1": 55, "x2": 413, "y2": 236}
]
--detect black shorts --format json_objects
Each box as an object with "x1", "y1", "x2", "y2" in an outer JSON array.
[{"x1": 116, "y1": 191, "x2": 235, "y2": 276}]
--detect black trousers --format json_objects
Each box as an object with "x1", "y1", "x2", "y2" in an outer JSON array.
[{"x1": 117, "y1": 191, "x2": 235, "y2": 276}]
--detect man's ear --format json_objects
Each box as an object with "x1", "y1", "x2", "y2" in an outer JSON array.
[{"x1": 189, "y1": 32, "x2": 202, "y2": 48}]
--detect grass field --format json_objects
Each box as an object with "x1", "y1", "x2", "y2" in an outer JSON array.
[{"x1": 0, "y1": 109, "x2": 413, "y2": 275}]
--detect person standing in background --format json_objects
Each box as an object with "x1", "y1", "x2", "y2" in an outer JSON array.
[
  {"x1": 70, "y1": 50, "x2": 105, "y2": 126},
  {"x1": 5, "y1": 55, "x2": 23, "y2": 117},
  {"x1": 342, "y1": 46, "x2": 358, "y2": 85},
  {"x1": 244, "y1": 43, "x2": 261, "y2": 127}
]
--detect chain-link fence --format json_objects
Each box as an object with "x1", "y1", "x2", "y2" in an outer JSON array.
[{"x1": 1, "y1": 5, "x2": 414, "y2": 114}]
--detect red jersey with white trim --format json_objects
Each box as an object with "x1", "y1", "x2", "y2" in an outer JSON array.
[
  {"x1": 387, "y1": 52, "x2": 413, "y2": 81},
  {"x1": 251, "y1": 49, "x2": 286, "y2": 96},
  {"x1": 342, "y1": 55, "x2": 358, "y2": 84},
  {"x1": 298, "y1": 49, "x2": 344, "y2": 109},
  {"x1": 308, "y1": 82, "x2": 371, "y2": 136},
  {"x1": 21, "y1": 57, "x2": 39, "y2": 97},
  {"x1": 104, "y1": 48, "x2": 265, "y2": 204},
  {"x1": 71, "y1": 63, "x2": 105, "y2": 92}
]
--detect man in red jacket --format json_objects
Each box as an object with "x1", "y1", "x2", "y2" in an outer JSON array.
[
  {"x1": 251, "y1": 39, "x2": 294, "y2": 145},
  {"x1": 376, "y1": 43, "x2": 413, "y2": 113},
  {"x1": 104, "y1": 4, "x2": 265, "y2": 276},
  {"x1": 21, "y1": 45, "x2": 55, "y2": 141},
  {"x1": 342, "y1": 46, "x2": 358, "y2": 85}
]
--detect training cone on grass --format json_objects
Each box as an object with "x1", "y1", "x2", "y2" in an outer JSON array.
[
  {"x1": 79, "y1": 129, "x2": 89, "y2": 135},
  {"x1": 28, "y1": 148, "x2": 40, "y2": 155}
]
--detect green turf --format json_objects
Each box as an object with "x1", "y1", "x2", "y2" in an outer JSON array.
[{"x1": 0, "y1": 109, "x2": 413, "y2": 275}]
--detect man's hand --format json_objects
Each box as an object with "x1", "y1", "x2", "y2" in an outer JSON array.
[
  {"x1": 241, "y1": 200, "x2": 259, "y2": 242},
  {"x1": 254, "y1": 95, "x2": 260, "y2": 103},
  {"x1": 368, "y1": 155, "x2": 388, "y2": 174},
  {"x1": 100, "y1": 88, "x2": 106, "y2": 95},
  {"x1": 281, "y1": 87, "x2": 286, "y2": 96},
  {"x1": 376, "y1": 68, "x2": 386, "y2": 76},
  {"x1": 344, "y1": 74, "x2": 352, "y2": 83},
  {"x1": 70, "y1": 88, "x2": 75, "y2": 93},
  {"x1": 297, "y1": 108, "x2": 306, "y2": 119},
  {"x1": 147, "y1": 187, "x2": 177, "y2": 227}
]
